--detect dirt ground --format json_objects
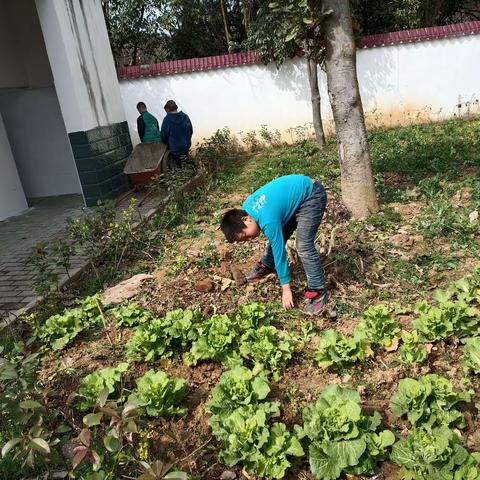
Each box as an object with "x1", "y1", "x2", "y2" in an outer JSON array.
[{"x1": 33, "y1": 165, "x2": 480, "y2": 480}]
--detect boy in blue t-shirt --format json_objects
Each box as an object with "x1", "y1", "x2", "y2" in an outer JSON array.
[{"x1": 220, "y1": 174, "x2": 329, "y2": 315}]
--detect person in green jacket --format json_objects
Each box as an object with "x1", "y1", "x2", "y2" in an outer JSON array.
[{"x1": 136, "y1": 102, "x2": 161, "y2": 143}]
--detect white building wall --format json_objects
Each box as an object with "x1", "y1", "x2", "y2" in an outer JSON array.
[
  {"x1": 35, "y1": 0, "x2": 127, "y2": 133},
  {"x1": 119, "y1": 34, "x2": 480, "y2": 146},
  {"x1": 0, "y1": 88, "x2": 82, "y2": 198},
  {"x1": 0, "y1": 114, "x2": 28, "y2": 221}
]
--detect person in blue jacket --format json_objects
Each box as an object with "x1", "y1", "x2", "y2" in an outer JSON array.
[
  {"x1": 160, "y1": 100, "x2": 194, "y2": 168},
  {"x1": 220, "y1": 174, "x2": 329, "y2": 315}
]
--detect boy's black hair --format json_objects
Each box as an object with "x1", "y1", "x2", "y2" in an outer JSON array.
[
  {"x1": 164, "y1": 99, "x2": 178, "y2": 111},
  {"x1": 136, "y1": 101, "x2": 146, "y2": 109},
  {"x1": 220, "y1": 208, "x2": 248, "y2": 243}
]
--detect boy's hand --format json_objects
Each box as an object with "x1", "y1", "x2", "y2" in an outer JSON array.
[{"x1": 282, "y1": 284, "x2": 294, "y2": 310}]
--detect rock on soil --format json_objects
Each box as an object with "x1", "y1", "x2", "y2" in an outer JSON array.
[
  {"x1": 102, "y1": 273, "x2": 154, "y2": 304},
  {"x1": 195, "y1": 278, "x2": 215, "y2": 292}
]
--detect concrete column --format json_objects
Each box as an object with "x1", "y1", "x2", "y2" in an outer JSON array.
[
  {"x1": 35, "y1": 0, "x2": 132, "y2": 206},
  {"x1": 0, "y1": 113, "x2": 28, "y2": 221}
]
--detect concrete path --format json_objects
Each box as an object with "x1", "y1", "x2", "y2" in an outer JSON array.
[
  {"x1": 0, "y1": 195, "x2": 87, "y2": 318},
  {"x1": 0, "y1": 173, "x2": 203, "y2": 323}
]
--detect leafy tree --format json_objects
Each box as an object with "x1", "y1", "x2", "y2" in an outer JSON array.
[{"x1": 246, "y1": 1, "x2": 327, "y2": 147}]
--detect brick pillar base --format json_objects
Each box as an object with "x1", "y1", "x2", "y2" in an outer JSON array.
[{"x1": 69, "y1": 121, "x2": 132, "y2": 206}]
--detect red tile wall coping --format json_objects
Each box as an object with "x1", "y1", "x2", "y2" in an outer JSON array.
[{"x1": 117, "y1": 20, "x2": 480, "y2": 80}]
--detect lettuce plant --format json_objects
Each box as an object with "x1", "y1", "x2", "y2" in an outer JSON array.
[
  {"x1": 391, "y1": 426, "x2": 480, "y2": 480},
  {"x1": 129, "y1": 370, "x2": 187, "y2": 417},
  {"x1": 300, "y1": 384, "x2": 394, "y2": 480},
  {"x1": 206, "y1": 365, "x2": 270, "y2": 414},
  {"x1": 413, "y1": 300, "x2": 479, "y2": 342},
  {"x1": 77, "y1": 362, "x2": 129, "y2": 411},
  {"x1": 233, "y1": 302, "x2": 271, "y2": 330},
  {"x1": 314, "y1": 329, "x2": 372, "y2": 371},
  {"x1": 389, "y1": 374, "x2": 471, "y2": 428},
  {"x1": 239, "y1": 326, "x2": 296, "y2": 377},
  {"x1": 38, "y1": 295, "x2": 102, "y2": 350},
  {"x1": 461, "y1": 337, "x2": 480, "y2": 374},
  {"x1": 206, "y1": 366, "x2": 303, "y2": 479},
  {"x1": 126, "y1": 318, "x2": 171, "y2": 362},
  {"x1": 110, "y1": 303, "x2": 153, "y2": 327},
  {"x1": 163, "y1": 308, "x2": 201, "y2": 347},
  {"x1": 185, "y1": 314, "x2": 237, "y2": 365},
  {"x1": 398, "y1": 331, "x2": 428, "y2": 365},
  {"x1": 356, "y1": 304, "x2": 400, "y2": 347}
]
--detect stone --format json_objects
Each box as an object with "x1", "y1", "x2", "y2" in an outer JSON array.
[
  {"x1": 220, "y1": 471, "x2": 237, "y2": 480},
  {"x1": 102, "y1": 274, "x2": 154, "y2": 305},
  {"x1": 195, "y1": 279, "x2": 214, "y2": 292},
  {"x1": 230, "y1": 265, "x2": 246, "y2": 286}
]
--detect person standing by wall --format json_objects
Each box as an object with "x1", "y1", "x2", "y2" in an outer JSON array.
[
  {"x1": 160, "y1": 100, "x2": 194, "y2": 168},
  {"x1": 136, "y1": 102, "x2": 161, "y2": 143}
]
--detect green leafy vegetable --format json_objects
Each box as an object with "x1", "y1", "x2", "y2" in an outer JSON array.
[
  {"x1": 129, "y1": 370, "x2": 187, "y2": 417},
  {"x1": 391, "y1": 426, "x2": 480, "y2": 480},
  {"x1": 37, "y1": 295, "x2": 102, "y2": 350},
  {"x1": 398, "y1": 331, "x2": 428, "y2": 365},
  {"x1": 77, "y1": 362, "x2": 129, "y2": 411},
  {"x1": 126, "y1": 318, "x2": 171, "y2": 362},
  {"x1": 314, "y1": 329, "x2": 372, "y2": 371},
  {"x1": 389, "y1": 374, "x2": 471, "y2": 428},
  {"x1": 110, "y1": 304, "x2": 153, "y2": 327},
  {"x1": 206, "y1": 367, "x2": 303, "y2": 478},
  {"x1": 461, "y1": 337, "x2": 480, "y2": 374},
  {"x1": 356, "y1": 304, "x2": 400, "y2": 347},
  {"x1": 239, "y1": 326, "x2": 296, "y2": 376},
  {"x1": 413, "y1": 299, "x2": 479, "y2": 342},
  {"x1": 185, "y1": 314, "x2": 237, "y2": 365},
  {"x1": 300, "y1": 384, "x2": 394, "y2": 480},
  {"x1": 233, "y1": 302, "x2": 272, "y2": 330}
]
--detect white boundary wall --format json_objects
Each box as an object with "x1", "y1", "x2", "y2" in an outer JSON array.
[{"x1": 119, "y1": 34, "x2": 480, "y2": 147}]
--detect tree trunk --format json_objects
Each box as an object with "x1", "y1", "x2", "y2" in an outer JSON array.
[
  {"x1": 307, "y1": 56, "x2": 326, "y2": 147},
  {"x1": 220, "y1": 0, "x2": 232, "y2": 51},
  {"x1": 322, "y1": 0, "x2": 378, "y2": 218}
]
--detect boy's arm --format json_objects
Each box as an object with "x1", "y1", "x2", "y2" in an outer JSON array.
[
  {"x1": 137, "y1": 116, "x2": 145, "y2": 142},
  {"x1": 263, "y1": 223, "x2": 292, "y2": 285},
  {"x1": 186, "y1": 114, "x2": 193, "y2": 137},
  {"x1": 160, "y1": 118, "x2": 168, "y2": 144}
]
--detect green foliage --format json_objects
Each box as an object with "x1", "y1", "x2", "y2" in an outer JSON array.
[
  {"x1": 300, "y1": 384, "x2": 394, "y2": 480},
  {"x1": 390, "y1": 426, "x2": 480, "y2": 480},
  {"x1": 389, "y1": 374, "x2": 471, "y2": 428},
  {"x1": 126, "y1": 318, "x2": 170, "y2": 362},
  {"x1": 239, "y1": 326, "x2": 296, "y2": 377},
  {"x1": 206, "y1": 365, "x2": 271, "y2": 432},
  {"x1": 206, "y1": 366, "x2": 303, "y2": 479},
  {"x1": 126, "y1": 308, "x2": 200, "y2": 361},
  {"x1": 77, "y1": 363, "x2": 129, "y2": 411},
  {"x1": 461, "y1": 337, "x2": 480, "y2": 374},
  {"x1": 357, "y1": 304, "x2": 400, "y2": 347},
  {"x1": 37, "y1": 295, "x2": 102, "y2": 350},
  {"x1": 129, "y1": 370, "x2": 187, "y2": 417},
  {"x1": 398, "y1": 332, "x2": 428, "y2": 366},
  {"x1": 186, "y1": 314, "x2": 237, "y2": 365},
  {"x1": 233, "y1": 302, "x2": 272, "y2": 330},
  {"x1": 413, "y1": 299, "x2": 479, "y2": 342},
  {"x1": 110, "y1": 304, "x2": 153, "y2": 327},
  {"x1": 1, "y1": 400, "x2": 58, "y2": 470},
  {"x1": 314, "y1": 329, "x2": 372, "y2": 372}
]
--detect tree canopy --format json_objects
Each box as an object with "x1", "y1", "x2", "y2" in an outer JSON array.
[{"x1": 102, "y1": 0, "x2": 480, "y2": 66}]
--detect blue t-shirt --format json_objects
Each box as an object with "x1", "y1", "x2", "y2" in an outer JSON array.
[{"x1": 242, "y1": 174, "x2": 313, "y2": 285}]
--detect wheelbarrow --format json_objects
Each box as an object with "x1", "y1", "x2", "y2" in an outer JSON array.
[{"x1": 123, "y1": 142, "x2": 174, "y2": 187}]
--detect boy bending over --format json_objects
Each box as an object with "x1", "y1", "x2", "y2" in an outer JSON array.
[{"x1": 220, "y1": 174, "x2": 329, "y2": 315}]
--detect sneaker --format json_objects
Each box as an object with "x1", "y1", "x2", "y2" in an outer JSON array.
[
  {"x1": 303, "y1": 289, "x2": 330, "y2": 316},
  {"x1": 246, "y1": 261, "x2": 274, "y2": 283}
]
